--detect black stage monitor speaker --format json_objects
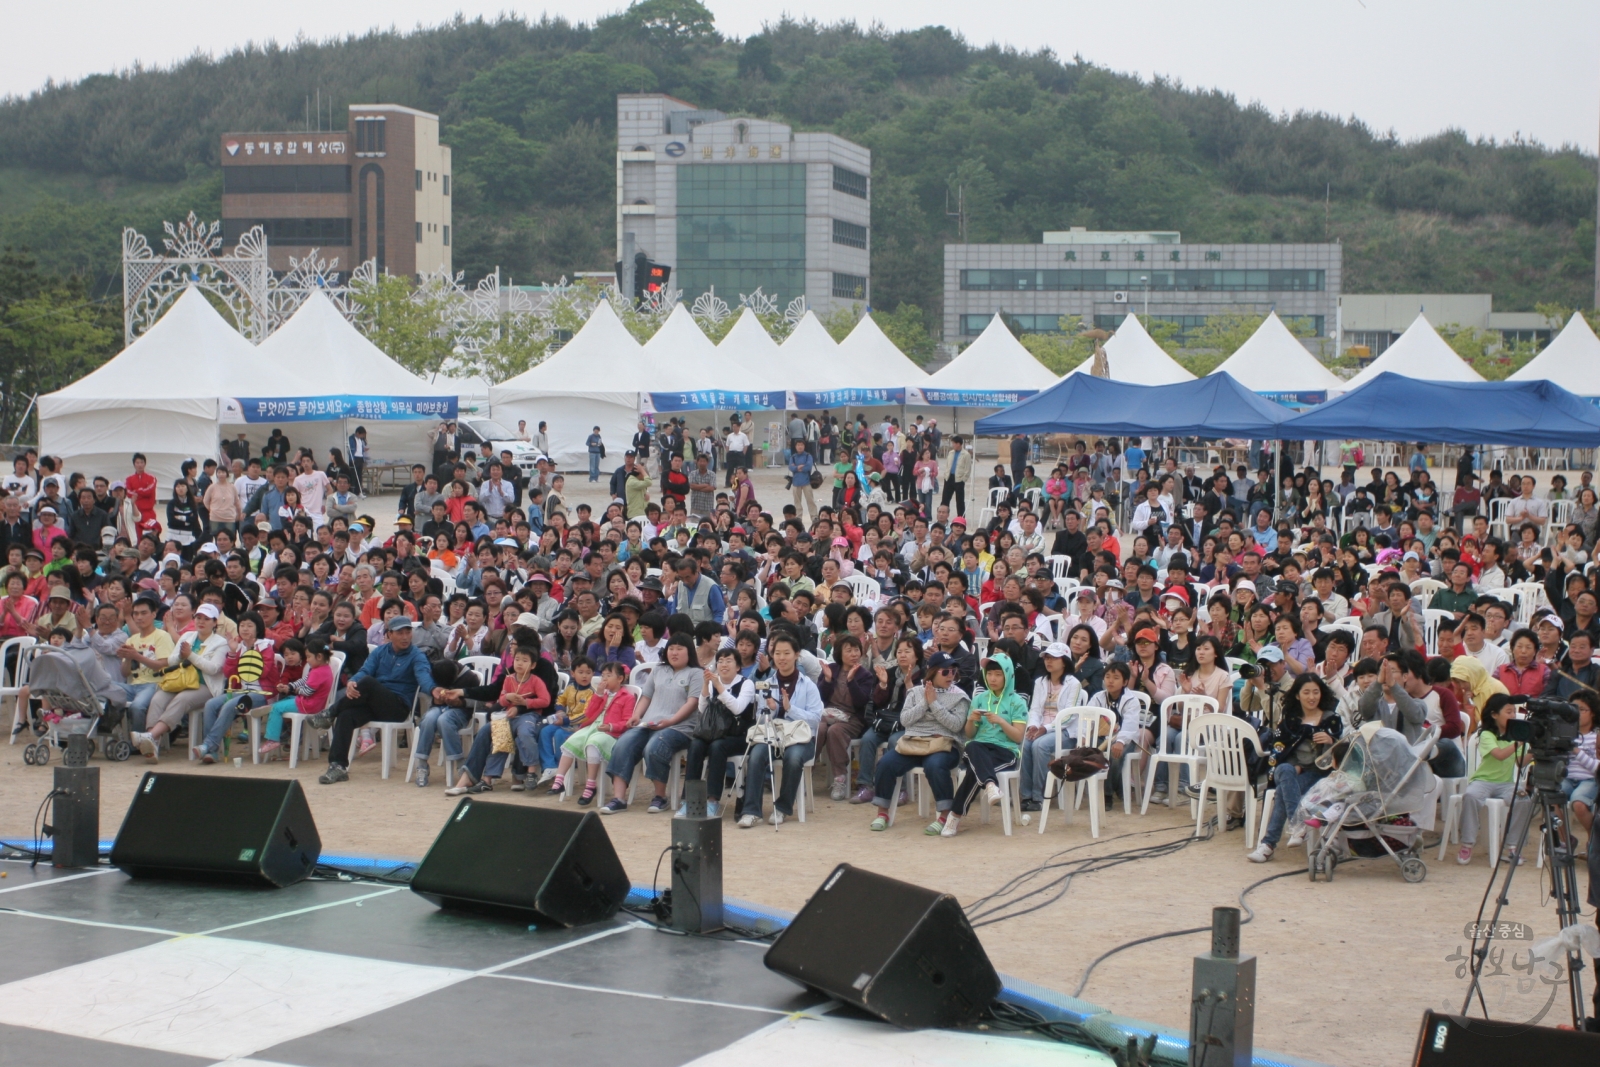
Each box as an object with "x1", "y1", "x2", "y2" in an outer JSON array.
[
  {"x1": 410, "y1": 799, "x2": 630, "y2": 927},
  {"x1": 764, "y1": 863, "x2": 1001, "y2": 1028},
  {"x1": 1414, "y1": 1011, "x2": 1600, "y2": 1065},
  {"x1": 110, "y1": 773, "x2": 321, "y2": 888}
]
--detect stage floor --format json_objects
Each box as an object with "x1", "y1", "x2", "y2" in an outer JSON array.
[{"x1": 0, "y1": 857, "x2": 1095, "y2": 1067}]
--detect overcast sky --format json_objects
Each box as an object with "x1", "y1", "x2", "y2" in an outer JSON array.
[{"x1": 3, "y1": 0, "x2": 1595, "y2": 152}]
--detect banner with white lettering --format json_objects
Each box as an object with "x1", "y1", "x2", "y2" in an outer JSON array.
[
  {"x1": 644, "y1": 390, "x2": 785, "y2": 413},
  {"x1": 223, "y1": 396, "x2": 458, "y2": 423},
  {"x1": 790, "y1": 388, "x2": 906, "y2": 408},
  {"x1": 906, "y1": 387, "x2": 1039, "y2": 407}
]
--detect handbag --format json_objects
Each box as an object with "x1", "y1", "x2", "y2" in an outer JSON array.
[
  {"x1": 809, "y1": 469, "x2": 824, "y2": 489},
  {"x1": 1048, "y1": 746, "x2": 1109, "y2": 781},
  {"x1": 746, "y1": 716, "x2": 812, "y2": 750},
  {"x1": 694, "y1": 680, "x2": 746, "y2": 742},
  {"x1": 895, "y1": 734, "x2": 952, "y2": 757},
  {"x1": 158, "y1": 663, "x2": 199, "y2": 693}
]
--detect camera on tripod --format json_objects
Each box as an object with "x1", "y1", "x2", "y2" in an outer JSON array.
[{"x1": 1503, "y1": 696, "x2": 1580, "y2": 791}]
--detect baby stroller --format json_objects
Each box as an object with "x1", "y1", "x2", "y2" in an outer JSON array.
[
  {"x1": 1290, "y1": 722, "x2": 1439, "y2": 884},
  {"x1": 19, "y1": 645, "x2": 132, "y2": 765}
]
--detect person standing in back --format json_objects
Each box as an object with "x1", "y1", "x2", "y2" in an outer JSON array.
[
  {"x1": 586, "y1": 427, "x2": 605, "y2": 483},
  {"x1": 1010, "y1": 434, "x2": 1030, "y2": 488},
  {"x1": 941, "y1": 436, "x2": 974, "y2": 518}
]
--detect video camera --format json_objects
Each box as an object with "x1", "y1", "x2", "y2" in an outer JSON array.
[{"x1": 1504, "y1": 696, "x2": 1581, "y2": 792}]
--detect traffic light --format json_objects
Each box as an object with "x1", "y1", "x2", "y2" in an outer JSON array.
[{"x1": 615, "y1": 253, "x2": 672, "y2": 302}]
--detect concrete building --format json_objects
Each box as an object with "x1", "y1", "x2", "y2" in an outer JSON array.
[
  {"x1": 220, "y1": 104, "x2": 451, "y2": 277},
  {"x1": 615, "y1": 93, "x2": 870, "y2": 314},
  {"x1": 1338, "y1": 294, "x2": 1551, "y2": 355},
  {"x1": 943, "y1": 229, "x2": 1341, "y2": 352}
]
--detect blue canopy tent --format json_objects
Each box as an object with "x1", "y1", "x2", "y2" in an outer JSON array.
[
  {"x1": 973, "y1": 371, "x2": 1290, "y2": 438},
  {"x1": 1276, "y1": 373, "x2": 1600, "y2": 447}
]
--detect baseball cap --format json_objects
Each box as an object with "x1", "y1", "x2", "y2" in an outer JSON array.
[
  {"x1": 47, "y1": 585, "x2": 71, "y2": 601},
  {"x1": 195, "y1": 603, "x2": 221, "y2": 620},
  {"x1": 1256, "y1": 645, "x2": 1285, "y2": 663},
  {"x1": 1234, "y1": 580, "x2": 1256, "y2": 595},
  {"x1": 385, "y1": 616, "x2": 415, "y2": 631},
  {"x1": 526, "y1": 573, "x2": 552, "y2": 585},
  {"x1": 1042, "y1": 641, "x2": 1071, "y2": 659},
  {"x1": 37, "y1": 505, "x2": 56, "y2": 515},
  {"x1": 396, "y1": 516, "x2": 414, "y2": 526},
  {"x1": 1133, "y1": 627, "x2": 1160, "y2": 644},
  {"x1": 198, "y1": 542, "x2": 219, "y2": 555},
  {"x1": 514, "y1": 612, "x2": 542, "y2": 629},
  {"x1": 1105, "y1": 578, "x2": 1125, "y2": 590},
  {"x1": 110, "y1": 481, "x2": 126, "y2": 491},
  {"x1": 349, "y1": 522, "x2": 366, "y2": 533},
  {"x1": 926, "y1": 651, "x2": 957, "y2": 672},
  {"x1": 1536, "y1": 614, "x2": 1564, "y2": 631}
]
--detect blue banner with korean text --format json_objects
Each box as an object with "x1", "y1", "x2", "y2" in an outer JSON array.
[
  {"x1": 224, "y1": 395, "x2": 458, "y2": 423},
  {"x1": 790, "y1": 388, "x2": 906, "y2": 408},
  {"x1": 645, "y1": 390, "x2": 785, "y2": 412},
  {"x1": 1259, "y1": 390, "x2": 1328, "y2": 408},
  {"x1": 908, "y1": 387, "x2": 1040, "y2": 407}
]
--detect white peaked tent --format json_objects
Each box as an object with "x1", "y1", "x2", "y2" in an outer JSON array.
[
  {"x1": 490, "y1": 301, "x2": 648, "y2": 469},
  {"x1": 1346, "y1": 313, "x2": 1483, "y2": 388},
  {"x1": 237, "y1": 291, "x2": 455, "y2": 464},
  {"x1": 1212, "y1": 311, "x2": 1344, "y2": 399},
  {"x1": 923, "y1": 314, "x2": 1059, "y2": 394},
  {"x1": 838, "y1": 313, "x2": 929, "y2": 387},
  {"x1": 1067, "y1": 313, "x2": 1195, "y2": 385},
  {"x1": 40, "y1": 286, "x2": 259, "y2": 490},
  {"x1": 641, "y1": 304, "x2": 780, "y2": 393},
  {"x1": 1508, "y1": 313, "x2": 1600, "y2": 396},
  {"x1": 778, "y1": 310, "x2": 858, "y2": 392},
  {"x1": 716, "y1": 307, "x2": 782, "y2": 372}
]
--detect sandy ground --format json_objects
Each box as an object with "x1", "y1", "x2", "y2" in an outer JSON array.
[{"x1": 1, "y1": 459, "x2": 1590, "y2": 1067}]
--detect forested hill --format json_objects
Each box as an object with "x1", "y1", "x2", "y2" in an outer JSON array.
[{"x1": 0, "y1": 0, "x2": 1594, "y2": 325}]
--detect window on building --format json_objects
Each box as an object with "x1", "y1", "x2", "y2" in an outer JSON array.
[
  {"x1": 1498, "y1": 328, "x2": 1551, "y2": 347},
  {"x1": 443, "y1": 174, "x2": 450, "y2": 196},
  {"x1": 961, "y1": 314, "x2": 1069, "y2": 335},
  {"x1": 221, "y1": 165, "x2": 350, "y2": 194},
  {"x1": 415, "y1": 169, "x2": 423, "y2": 190},
  {"x1": 958, "y1": 268, "x2": 1325, "y2": 293},
  {"x1": 832, "y1": 273, "x2": 868, "y2": 300},
  {"x1": 832, "y1": 165, "x2": 868, "y2": 199},
  {"x1": 221, "y1": 217, "x2": 352, "y2": 246},
  {"x1": 354, "y1": 116, "x2": 387, "y2": 154},
  {"x1": 1087, "y1": 313, "x2": 1326, "y2": 344},
  {"x1": 442, "y1": 225, "x2": 450, "y2": 247},
  {"x1": 675, "y1": 163, "x2": 807, "y2": 306},
  {"x1": 832, "y1": 219, "x2": 867, "y2": 249},
  {"x1": 416, "y1": 222, "x2": 423, "y2": 243},
  {"x1": 1205, "y1": 251, "x2": 1222, "y2": 261}
]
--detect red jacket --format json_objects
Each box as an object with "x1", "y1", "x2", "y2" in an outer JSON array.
[{"x1": 1494, "y1": 661, "x2": 1549, "y2": 699}]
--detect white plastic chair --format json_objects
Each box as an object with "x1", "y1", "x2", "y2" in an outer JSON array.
[
  {"x1": 346, "y1": 688, "x2": 424, "y2": 780},
  {"x1": 1188, "y1": 714, "x2": 1262, "y2": 847},
  {"x1": 1140, "y1": 695, "x2": 1218, "y2": 813},
  {"x1": 565, "y1": 684, "x2": 642, "y2": 801},
  {"x1": 1409, "y1": 577, "x2": 1446, "y2": 599},
  {"x1": 1421, "y1": 608, "x2": 1452, "y2": 656},
  {"x1": 1120, "y1": 692, "x2": 1152, "y2": 814},
  {"x1": 843, "y1": 573, "x2": 881, "y2": 607},
  {"x1": 1038, "y1": 706, "x2": 1116, "y2": 838},
  {"x1": 285, "y1": 650, "x2": 345, "y2": 768},
  {"x1": 1505, "y1": 582, "x2": 1547, "y2": 627},
  {"x1": 1046, "y1": 554, "x2": 1073, "y2": 580}
]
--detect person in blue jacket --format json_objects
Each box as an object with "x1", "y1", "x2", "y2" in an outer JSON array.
[{"x1": 311, "y1": 615, "x2": 434, "y2": 784}]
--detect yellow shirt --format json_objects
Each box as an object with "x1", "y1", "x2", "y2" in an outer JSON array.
[{"x1": 125, "y1": 628, "x2": 176, "y2": 685}]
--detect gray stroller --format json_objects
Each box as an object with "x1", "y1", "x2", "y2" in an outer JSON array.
[{"x1": 20, "y1": 645, "x2": 132, "y2": 765}]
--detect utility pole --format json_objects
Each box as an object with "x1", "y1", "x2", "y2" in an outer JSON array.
[
  {"x1": 1140, "y1": 274, "x2": 1149, "y2": 319},
  {"x1": 946, "y1": 185, "x2": 966, "y2": 244}
]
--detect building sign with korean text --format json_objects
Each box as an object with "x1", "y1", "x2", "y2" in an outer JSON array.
[{"x1": 223, "y1": 138, "x2": 347, "y2": 159}]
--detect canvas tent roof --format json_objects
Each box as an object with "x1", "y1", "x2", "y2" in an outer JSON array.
[
  {"x1": 253, "y1": 290, "x2": 448, "y2": 397},
  {"x1": 643, "y1": 304, "x2": 779, "y2": 392},
  {"x1": 1507, "y1": 313, "x2": 1600, "y2": 395},
  {"x1": 924, "y1": 314, "x2": 1058, "y2": 391},
  {"x1": 974, "y1": 372, "x2": 1288, "y2": 439},
  {"x1": 1066, "y1": 313, "x2": 1195, "y2": 385},
  {"x1": 40, "y1": 286, "x2": 263, "y2": 489},
  {"x1": 1345, "y1": 313, "x2": 1483, "y2": 388},
  {"x1": 777, "y1": 311, "x2": 858, "y2": 391},
  {"x1": 1211, "y1": 312, "x2": 1344, "y2": 397},
  {"x1": 837, "y1": 313, "x2": 929, "y2": 385},
  {"x1": 1276, "y1": 373, "x2": 1600, "y2": 447},
  {"x1": 716, "y1": 308, "x2": 781, "y2": 373}
]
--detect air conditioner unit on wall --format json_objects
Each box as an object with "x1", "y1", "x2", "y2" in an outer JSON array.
[{"x1": 1112, "y1": 291, "x2": 1129, "y2": 304}]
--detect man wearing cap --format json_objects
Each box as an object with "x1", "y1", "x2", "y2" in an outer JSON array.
[
  {"x1": 31, "y1": 505, "x2": 68, "y2": 559},
  {"x1": 309, "y1": 614, "x2": 434, "y2": 784},
  {"x1": 1237, "y1": 643, "x2": 1292, "y2": 729}
]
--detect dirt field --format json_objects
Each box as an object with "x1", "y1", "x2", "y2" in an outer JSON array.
[{"x1": 2, "y1": 461, "x2": 1589, "y2": 1067}]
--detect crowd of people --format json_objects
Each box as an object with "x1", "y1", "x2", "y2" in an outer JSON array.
[{"x1": 0, "y1": 422, "x2": 1594, "y2": 857}]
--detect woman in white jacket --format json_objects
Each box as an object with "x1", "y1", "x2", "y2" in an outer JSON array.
[
  {"x1": 134, "y1": 603, "x2": 230, "y2": 761},
  {"x1": 1019, "y1": 642, "x2": 1083, "y2": 812}
]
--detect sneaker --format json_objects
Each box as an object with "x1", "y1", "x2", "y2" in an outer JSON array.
[
  {"x1": 466, "y1": 780, "x2": 493, "y2": 794},
  {"x1": 510, "y1": 778, "x2": 527, "y2": 792},
  {"x1": 1181, "y1": 783, "x2": 1203, "y2": 800},
  {"x1": 600, "y1": 798, "x2": 628, "y2": 815},
  {"x1": 198, "y1": 746, "x2": 215, "y2": 765},
  {"x1": 675, "y1": 803, "x2": 688, "y2": 817},
  {"x1": 1501, "y1": 850, "x2": 1525, "y2": 867},
  {"x1": 1150, "y1": 790, "x2": 1168, "y2": 804},
  {"x1": 1457, "y1": 846, "x2": 1473, "y2": 865},
  {"x1": 578, "y1": 784, "x2": 597, "y2": 806},
  {"x1": 307, "y1": 711, "x2": 333, "y2": 730},
  {"x1": 737, "y1": 814, "x2": 758, "y2": 828},
  {"x1": 134, "y1": 732, "x2": 158, "y2": 762},
  {"x1": 830, "y1": 776, "x2": 848, "y2": 802},
  {"x1": 869, "y1": 815, "x2": 889, "y2": 831},
  {"x1": 705, "y1": 800, "x2": 719, "y2": 817},
  {"x1": 1225, "y1": 815, "x2": 1246, "y2": 833},
  {"x1": 444, "y1": 783, "x2": 472, "y2": 796},
  {"x1": 414, "y1": 765, "x2": 429, "y2": 788},
  {"x1": 924, "y1": 819, "x2": 945, "y2": 836},
  {"x1": 1246, "y1": 842, "x2": 1274, "y2": 863},
  {"x1": 1020, "y1": 798, "x2": 1041, "y2": 813},
  {"x1": 537, "y1": 768, "x2": 557, "y2": 785},
  {"x1": 984, "y1": 782, "x2": 1002, "y2": 806},
  {"x1": 647, "y1": 796, "x2": 669, "y2": 814},
  {"x1": 850, "y1": 786, "x2": 874, "y2": 804},
  {"x1": 318, "y1": 765, "x2": 349, "y2": 785},
  {"x1": 941, "y1": 813, "x2": 961, "y2": 837},
  {"x1": 1286, "y1": 829, "x2": 1306, "y2": 848},
  {"x1": 769, "y1": 811, "x2": 785, "y2": 827}
]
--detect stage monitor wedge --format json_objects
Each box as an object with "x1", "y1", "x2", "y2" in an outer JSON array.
[
  {"x1": 410, "y1": 800, "x2": 630, "y2": 927},
  {"x1": 764, "y1": 863, "x2": 1001, "y2": 1029},
  {"x1": 1414, "y1": 1011, "x2": 1600, "y2": 1065},
  {"x1": 111, "y1": 773, "x2": 321, "y2": 888}
]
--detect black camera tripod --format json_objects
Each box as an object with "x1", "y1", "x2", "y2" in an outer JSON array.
[{"x1": 1461, "y1": 766, "x2": 1589, "y2": 1030}]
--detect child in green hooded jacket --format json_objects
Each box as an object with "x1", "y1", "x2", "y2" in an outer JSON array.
[{"x1": 944, "y1": 652, "x2": 1028, "y2": 836}]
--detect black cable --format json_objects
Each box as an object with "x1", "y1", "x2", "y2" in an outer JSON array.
[
  {"x1": 980, "y1": 1000, "x2": 1130, "y2": 1061},
  {"x1": 1071, "y1": 867, "x2": 1303, "y2": 998},
  {"x1": 310, "y1": 860, "x2": 417, "y2": 886},
  {"x1": 30, "y1": 790, "x2": 66, "y2": 872}
]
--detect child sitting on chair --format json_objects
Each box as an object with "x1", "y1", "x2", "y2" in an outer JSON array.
[
  {"x1": 548, "y1": 662, "x2": 635, "y2": 805},
  {"x1": 255, "y1": 638, "x2": 332, "y2": 761}
]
